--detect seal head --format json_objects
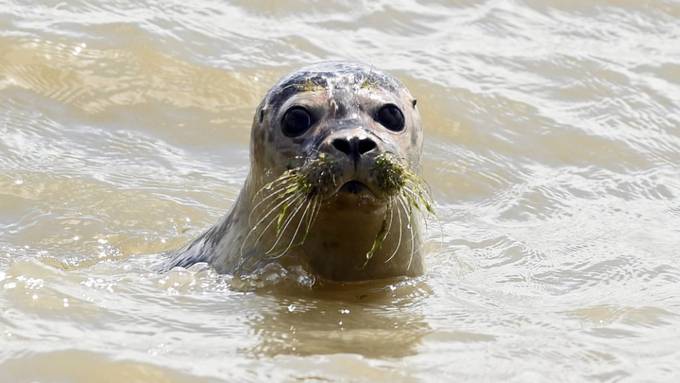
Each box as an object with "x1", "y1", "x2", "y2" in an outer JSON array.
[{"x1": 167, "y1": 62, "x2": 431, "y2": 282}]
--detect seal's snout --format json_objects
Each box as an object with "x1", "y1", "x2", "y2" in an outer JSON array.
[
  {"x1": 321, "y1": 132, "x2": 383, "y2": 198},
  {"x1": 331, "y1": 136, "x2": 377, "y2": 161}
]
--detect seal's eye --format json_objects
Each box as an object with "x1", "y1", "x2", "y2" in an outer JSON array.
[
  {"x1": 376, "y1": 104, "x2": 405, "y2": 132},
  {"x1": 281, "y1": 107, "x2": 313, "y2": 137}
]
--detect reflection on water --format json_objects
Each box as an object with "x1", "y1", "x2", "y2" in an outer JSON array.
[
  {"x1": 247, "y1": 279, "x2": 431, "y2": 358},
  {"x1": 1, "y1": 0, "x2": 680, "y2": 381}
]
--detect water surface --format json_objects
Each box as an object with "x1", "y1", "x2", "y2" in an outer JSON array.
[{"x1": 1, "y1": 1, "x2": 680, "y2": 381}]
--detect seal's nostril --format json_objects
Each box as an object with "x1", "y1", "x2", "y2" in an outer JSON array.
[
  {"x1": 357, "y1": 138, "x2": 377, "y2": 155},
  {"x1": 332, "y1": 136, "x2": 377, "y2": 158},
  {"x1": 332, "y1": 138, "x2": 352, "y2": 155}
]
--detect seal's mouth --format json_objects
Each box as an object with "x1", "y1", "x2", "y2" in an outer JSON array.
[
  {"x1": 339, "y1": 180, "x2": 370, "y2": 194},
  {"x1": 337, "y1": 179, "x2": 382, "y2": 199},
  {"x1": 332, "y1": 180, "x2": 380, "y2": 207}
]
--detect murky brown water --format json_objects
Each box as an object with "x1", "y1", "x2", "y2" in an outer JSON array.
[{"x1": 1, "y1": 1, "x2": 680, "y2": 381}]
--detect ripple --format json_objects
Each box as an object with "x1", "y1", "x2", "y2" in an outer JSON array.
[
  {"x1": 2, "y1": 0, "x2": 680, "y2": 381},
  {"x1": 0, "y1": 350, "x2": 221, "y2": 383}
]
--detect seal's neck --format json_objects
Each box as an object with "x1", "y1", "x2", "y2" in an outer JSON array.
[{"x1": 302, "y1": 202, "x2": 423, "y2": 281}]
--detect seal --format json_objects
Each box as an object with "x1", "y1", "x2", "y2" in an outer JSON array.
[{"x1": 166, "y1": 61, "x2": 433, "y2": 281}]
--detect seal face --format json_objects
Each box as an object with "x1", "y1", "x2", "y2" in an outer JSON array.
[{"x1": 167, "y1": 61, "x2": 432, "y2": 281}]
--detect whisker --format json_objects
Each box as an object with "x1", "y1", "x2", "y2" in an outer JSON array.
[
  {"x1": 251, "y1": 198, "x2": 297, "y2": 251},
  {"x1": 301, "y1": 195, "x2": 321, "y2": 243},
  {"x1": 252, "y1": 191, "x2": 301, "y2": 232},
  {"x1": 363, "y1": 197, "x2": 395, "y2": 268},
  {"x1": 384, "y1": 196, "x2": 395, "y2": 238},
  {"x1": 402, "y1": 184, "x2": 422, "y2": 202},
  {"x1": 249, "y1": 181, "x2": 298, "y2": 223},
  {"x1": 240, "y1": 193, "x2": 304, "y2": 258},
  {"x1": 397, "y1": 194, "x2": 416, "y2": 271},
  {"x1": 269, "y1": 195, "x2": 314, "y2": 258},
  {"x1": 384, "y1": 197, "x2": 404, "y2": 264},
  {"x1": 403, "y1": 183, "x2": 433, "y2": 211},
  {"x1": 401, "y1": 185, "x2": 428, "y2": 229},
  {"x1": 265, "y1": 194, "x2": 308, "y2": 254},
  {"x1": 251, "y1": 173, "x2": 297, "y2": 202}
]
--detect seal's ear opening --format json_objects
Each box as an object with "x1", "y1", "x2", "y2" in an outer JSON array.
[
  {"x1": 412, "y1": 99, "x2": 417, "y2": 108},
  {"x1": 259, "y1": 109, "x2": 265, "y2": 123}
]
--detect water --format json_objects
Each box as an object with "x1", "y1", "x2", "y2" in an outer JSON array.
[{"x1": 1, "y1": 1, "x2": 680, "y2": 381}]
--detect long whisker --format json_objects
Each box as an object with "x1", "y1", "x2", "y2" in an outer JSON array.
[
  {"x1": 301, "y1": 195, "x2": 321, "y2": 243},
  {"x1": 404, "y1": 182, "x2": 441, "y2": 249},
  {"x1": 265, "y1": 194, "x2": 308, "y2": 254},
  {"x1": 249, "y1": 181, "x2": 298, "y2": 223},
  {"x1": 275, "y1": 198, "x2": 313, "y2": 258},
  {"x1": 269, "y1": 196, "x2": 315, "y2": 258},
  {"x1": 300, "y1": 194, "x2": 322, "y2": 246},
  {"x1": 363, "y1": 197, "x2": 395, "y2": 268},
  {"x1": 402, "y1": 185, "x2": 429, "y2": 230},
  {"x1": 250, "y1": 173, "x2": 298, "y2": 204},
  {"x1": 252, "y1": 191, "x2": 301, "y2": 233},
  {"x1": 240, "y1": 193, "x2": 304, "y2": 258},
  {"x1": 251, "y1": 195, "x2": 301, "y2": 251},
  {"x1": 384, "y1": 197, "x2": 403, "y2": 264},
  {"x1": 385, "y1": 196, "x2": 395, "y2": 235},
  {"x1": 251, "y1": 173, "x2": 297, "y2": 203},
  {"x1": 397, "y1": 194, "x2": 416, "y2": 271},
  {"x1": 402, "y1": 185, "x2": 424, "y2": 208},
  {"x1": 403, "y1": 183, "x2": 433, "y2": 211},
  {"x1": 408, "y1": 182, "x2": 434, "y2": 203}
]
